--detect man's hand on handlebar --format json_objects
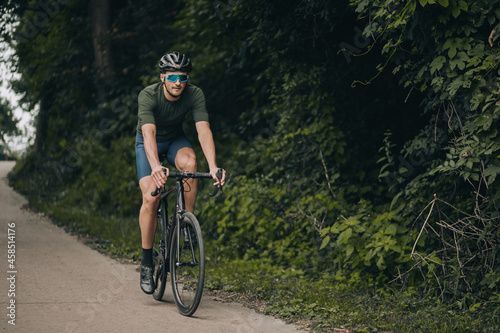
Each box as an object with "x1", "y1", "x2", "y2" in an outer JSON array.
[
  {"x1": 210, "y1": 167, "x2": 226, "y2": 188},
  {"x1": 151, "y1": 165, "x2": 168, "y2": 188}
]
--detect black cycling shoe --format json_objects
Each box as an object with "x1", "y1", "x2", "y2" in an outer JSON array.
[{"x1": 140, "y1": 265, "x2": 155, "y2": 294}]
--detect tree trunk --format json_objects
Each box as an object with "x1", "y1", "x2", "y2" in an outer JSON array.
[
  {"x1": 34, "y1": 94, "x2": 48, "y2": 153},
  {"x1": 90, "y1": 0, "x2": 114, "y2": 104}
]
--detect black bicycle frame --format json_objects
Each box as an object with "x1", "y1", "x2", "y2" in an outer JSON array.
[
  {"x1": 174, "y1": 178, "x2": 186, "y2": 268},
  {"x1": 157, "y1": 178, "x2": 186, "y2": 266}
]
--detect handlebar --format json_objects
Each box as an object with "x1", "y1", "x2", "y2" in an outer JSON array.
[{"x1": 151, "y1": 168, "x2": 224, "y2": 197}]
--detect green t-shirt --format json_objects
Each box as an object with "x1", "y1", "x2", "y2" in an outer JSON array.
[{"x1": 136, "y1": 82, "x2": 209, "y2": 141}]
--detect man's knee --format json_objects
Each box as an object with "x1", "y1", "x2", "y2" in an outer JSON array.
[
  {"x1": 142, "y1": 192, "x2": 160, "y2": 208},
  {"x1": 176, "y1": 149, "x2": 197, "y2": 171},
  {"x1": 139, "y1": 177, "x2": 160, "y2": 208}
]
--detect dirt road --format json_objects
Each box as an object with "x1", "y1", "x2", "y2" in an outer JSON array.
[{"x1": 0, "y1": 161, "x2": 306, "y2": 333}]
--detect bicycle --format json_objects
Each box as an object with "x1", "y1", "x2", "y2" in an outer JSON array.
[{"x1": 150, "y1": 166, "x2": 223, "y2": 316}]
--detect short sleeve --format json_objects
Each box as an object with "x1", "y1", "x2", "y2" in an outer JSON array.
[
  {"x1": 190, "y1": 87, "x2": 209, "y2": 123},
  {"x1": 138, "y1": 89, "x2": 157, "y2": 128}
]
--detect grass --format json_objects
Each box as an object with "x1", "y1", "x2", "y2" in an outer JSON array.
[{"x1": 202, "y1": 254, "x2": 499, "y2": 332}]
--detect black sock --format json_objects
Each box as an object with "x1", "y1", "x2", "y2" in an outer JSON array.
[{"x1": 141, "y1": 248, "x2": 153, "y2": 267}]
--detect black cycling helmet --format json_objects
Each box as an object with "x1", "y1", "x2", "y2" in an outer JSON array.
[{"x1": 159, "y1": 51, "x2": 192, "y2": 73}]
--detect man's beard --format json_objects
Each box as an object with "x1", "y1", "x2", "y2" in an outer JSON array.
[{"x1": 165, "y1": 84, "x2": 183, "y2": 98}]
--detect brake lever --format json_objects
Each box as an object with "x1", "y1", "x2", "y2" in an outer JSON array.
[{"x1": 208, "y1": 168, "x2": 224, "y2": 197}]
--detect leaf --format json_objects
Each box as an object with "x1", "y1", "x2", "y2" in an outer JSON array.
[
  {"x1": 448, "y1": 45, "x2": 457, "y2": 59},
  {"x1": 390, "y1": 191, "x2": 403, "y2": 211},
  {"x1": 438, "y1": 0, "x2": 449, "y2": 7},
  {"x1": 469, "y1": 303, "x2": 481, "y2": 312},
  {"x1": 337, "y1": 228, "x2": 353, "y2": 245},
  {"x1": 376, "y1": 255, "x2": 385, "y2": 269},
  {"x1": 443, "y1": 38, "x2": 453, "y2": 50},
  {"x1": 419, "y1": 0, "x2": 428, "y2": 6},
  {"x1": 320, "y1": 235, "x2": 330, "y2": 250},
  {"x1": 386, "y1": 224, "x2": 397, "y2": 235},
  {"x1": 59, "y1": 138, "x2": 67, "y2": 149},
  {"x1": 430, "y1": 56, "x2": 446, "y2": 74},
  {"x1": 476, "y1": 115, "x2": 493, "y2": 129},
  {"x1": 355, "y1": 0, "x2": 370, "y2": 12},
  {"x1": 484, "y1": 165, "x2": 500, "y2": 184},
  {"x1": 429, "y1": 256, "x2": 442, "y2": 264},
  {"x1": 346, "y1": 244, "x2": 354, "y2": 257}
]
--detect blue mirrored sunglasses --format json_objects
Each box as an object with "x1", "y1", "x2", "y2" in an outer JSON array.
[{"x1": 164, "y1": 74, "x2": 189, "y2": 83}]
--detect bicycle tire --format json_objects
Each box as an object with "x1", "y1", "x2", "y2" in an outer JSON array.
[
  {"x1": 170, "y1": 212, "x2": 205, "y2": 316},
  {"x1": 153, "y1": 201, "x2": 168, "y2": 301}
]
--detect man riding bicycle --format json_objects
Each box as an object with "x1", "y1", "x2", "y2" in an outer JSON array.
[{"x1": 135, "y1": 51, "x2": 226, "y2": 294}]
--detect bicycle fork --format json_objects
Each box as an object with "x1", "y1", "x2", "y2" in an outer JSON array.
[{"x1": 173, "y1": 179, "x2": 199, "y2": 268}]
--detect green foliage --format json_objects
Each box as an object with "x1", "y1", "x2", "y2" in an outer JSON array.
[
  {"x1": 5, "y1": 0, "x2": 500, "y2": 329},
  {"x1": 320, "y1": 207, "x2": 412, "y2": 282},
  {"x1": 57, "y1": 136, "x2": 141, "y2": 217},
  {"x1": 351, "y1": 0, "x2": 500, "y2": 298}
]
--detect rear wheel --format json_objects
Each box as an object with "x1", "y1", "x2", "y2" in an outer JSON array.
[
  {"x1": 170, "y1": 212, "x2": 205, "y2": 316},
  {"x1": 153, "y1": 202, "x2": 168, "y2": 301}
]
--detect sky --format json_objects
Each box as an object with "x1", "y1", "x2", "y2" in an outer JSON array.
[{"x1": 1, "y1": 42, "x2": 35, "y2": 155}]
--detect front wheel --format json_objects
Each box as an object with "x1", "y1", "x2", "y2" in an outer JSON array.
[
  {"x1": 170, "y1": 212, "x2": 205, "y2": 316},
  {"x1": 153, "y1": 202, "x2": 168, "y2": 301}
]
